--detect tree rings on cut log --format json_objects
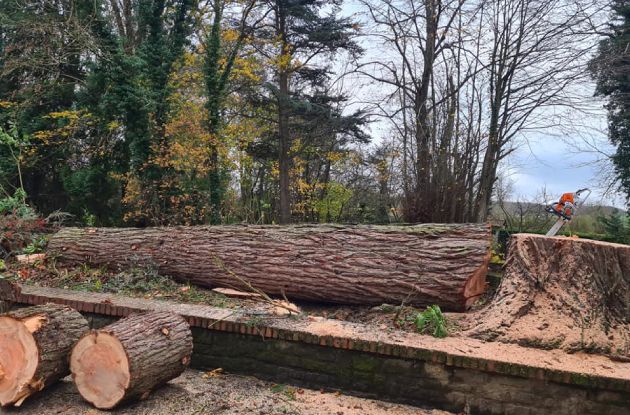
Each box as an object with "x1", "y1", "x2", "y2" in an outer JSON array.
[
  {"x1": 0, "y1": 304, "x2": 89, "y2": 407},
  {"x1": 70, "y1": 311, "x2": 193, "y2": 409}
]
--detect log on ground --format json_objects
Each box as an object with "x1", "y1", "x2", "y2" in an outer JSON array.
[
  {"x1": 70, "y1": 311, "x2": 193, "y2": 409},
  {"x1": 0, "y1": 304, "x2": 89, "y2": 407},
  {"x1": 48, "y1": 224, "x2": 492, "y2": 310},
  {"x1": 465, "y1": 234, "x2": 630, "y2": 356}
]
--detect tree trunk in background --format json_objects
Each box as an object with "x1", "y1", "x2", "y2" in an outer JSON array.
[
  {"x1": 0, "y1": 304, "x2": 89, "y2": 407},
  {"x1": 276, "y1": 3, "x2": 292, "y2": 225},
  {"x1": 71, "y1": 311, "x2": 192, "y2": 409},
  {"x1": 48, "y1": 223, "x2": 491, "y2": 311},
  {"x1": 205, "y1": 0, "x2": 225, "y2": 224},
  {"x1": 277, "y1": 70, "x2": 291, "y2": 224}
]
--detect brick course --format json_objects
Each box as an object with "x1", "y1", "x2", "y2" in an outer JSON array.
[{"x1": 5, "y1": 286, "x2": 629, "y2": 414}]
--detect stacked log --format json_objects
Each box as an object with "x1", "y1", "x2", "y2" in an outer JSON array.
[
  {"x1": 48, "y1": 224, "x2": 491, "y2": 310},
  {"x1": 70, "y1": 311, "x2": 193, "y2": 409},
  {"x1": 0, "y1": 304, "x2": 89, "y2": 406}
]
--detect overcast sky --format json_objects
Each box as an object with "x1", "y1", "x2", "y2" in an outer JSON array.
[
  {"x1": 507, "y1": 130, "x2": 619, "y2": 206},
  {"x1": 336, "y1": 1, "x2": 626, "y2": 209}
]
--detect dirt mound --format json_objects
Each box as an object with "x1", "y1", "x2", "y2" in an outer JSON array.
[{"x1": 465, "y1": 234, "x2": 629, "y2": 356}]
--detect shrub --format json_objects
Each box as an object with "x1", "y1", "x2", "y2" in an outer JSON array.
[
  {"x1": 0, "y1": 190, "x2": 50, "y2": 256},
  {"x1": 414, "y1": 305, "x2": 448, "y2": 338},
  {"x1": 0, "y1": 188, "x2": 37, "y2": 219}
]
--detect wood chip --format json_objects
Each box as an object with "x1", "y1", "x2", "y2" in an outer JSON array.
[
  {"x1": 15, "y1": 254, "x2": 46, "y2": 265},
  {"x1": 271, "y1": 300, "x2": 300, "y2": 316},
  {"x1": 212, "y1": 288, "x2": 262, "y2": 299},
  {"x1": 201, "y1": 368, "x2": 223, "y2": 378}
]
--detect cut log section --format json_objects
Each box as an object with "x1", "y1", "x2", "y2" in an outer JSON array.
[
  {"x1": 48, "y1": 224, "x2": 491, "y2": 310},
  {"x1": 70, "y1": 311, "x2": 193, "y2": 409},
  {"x1": 0, "y1": 304, "x2": 89, "y2": 407},
  {"x1": 465, "y1": 234, "x2": 630, "y2": 356}
]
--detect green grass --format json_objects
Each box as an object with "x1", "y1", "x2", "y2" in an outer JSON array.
[{"x1": 7, "y1": 260, "x2": 234, "y2": 308}]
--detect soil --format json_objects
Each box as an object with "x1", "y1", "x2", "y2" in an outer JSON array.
[{"x1": 4, "y1": 370, "x2": 452, "y2": 415}]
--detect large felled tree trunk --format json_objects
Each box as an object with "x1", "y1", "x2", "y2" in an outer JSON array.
[
  {"x1": 70, "y1": 311, "x2": 193, "y2": 409},
  {"x1": 48, "y1": 223, "x2": 491, "y2": 311},
  {"x1": 0, "y1": 304, "x2": 89, "y2": 407},
  {"x1": 465, "y1": 234, "x2": 630, "y2": 356}
]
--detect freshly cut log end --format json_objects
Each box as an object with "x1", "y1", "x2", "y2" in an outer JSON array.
[
  {"x1": 0, "y1": 304, "x2": 89, "y2": 407},
  {"x1": 49, "y1": 223, "x2": 492, "y2": 311},
  {"x1": 71, "y1": 333, "x2": 129, "y2": 409},
  {"x1": 0, "y1": 316, "x2": 39, "y2": 406},
  {"x1": 71, "y1": 311, "x2": 193, "y2": 409}
]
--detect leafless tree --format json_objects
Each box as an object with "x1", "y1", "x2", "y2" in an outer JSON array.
[
  {"x1": 355, "y1": 0, "x2": 607, "y2": 222},
  {"x1": 474, "y1": 0, "x2": 607, "y2": 220}
]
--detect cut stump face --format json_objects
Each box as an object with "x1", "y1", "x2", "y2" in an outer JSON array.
[
  {"x1": 0, "y1": 316, "x2": 39, "y2": 406},
  {"x1": 71, "y1": 332, "x2": 130, "y2": 409}
]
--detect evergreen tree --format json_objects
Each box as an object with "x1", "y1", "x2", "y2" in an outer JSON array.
[
  {"x1": 254, "y1": 0, "x2": 363, "y2": 223},
  {"x1": 598, "y1": 211, "x2": 630, "y2": 244},
  {"x1": 82, "y1": 0, "x2": 196, "y2": 224},
  {"x1": 591, "y1": 0, "x2": 630, "y2": 203},
  {"x1": 0, "y1": 0, "x2": 101, "y2": 212}
]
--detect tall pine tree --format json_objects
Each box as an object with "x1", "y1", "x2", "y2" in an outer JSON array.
[{"x1": 255, "y1": 0, "x2": 362, "y2": 223}]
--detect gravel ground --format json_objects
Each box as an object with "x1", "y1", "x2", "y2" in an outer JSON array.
[{"x1": 6, "y1": 370, "x2": 452, "y2": 415}]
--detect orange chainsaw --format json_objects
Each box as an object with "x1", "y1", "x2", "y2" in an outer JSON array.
[{"x1": 544, "y1": 188, "x2": 590, "y2": 236}]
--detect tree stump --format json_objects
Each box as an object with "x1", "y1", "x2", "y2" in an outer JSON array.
[
  {"x1": 0, "y1": 304, "x2": 89, "y2": 407},
  {"x1": 48, "y1": 223, "x2": 491, "y2": 310},
  {"x1": 70, "y1": 311, "x2": 193, "y2": 409},
  {"x1": 465, "y1": 234, "x2": 630, "y2": 355}
]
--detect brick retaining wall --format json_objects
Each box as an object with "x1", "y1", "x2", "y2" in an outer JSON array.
[{"x1": 4, "y1": 286, "x2": 629, "y2": 414}]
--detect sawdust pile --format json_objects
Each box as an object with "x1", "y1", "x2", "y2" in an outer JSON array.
[{"x1": 465, "y1": 234, "x2": 629, "y2": 357}]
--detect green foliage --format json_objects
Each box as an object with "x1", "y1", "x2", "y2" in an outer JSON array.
[
  {"x1": 597, "y1": 212, "x2": 630, "y2": 244},
  {"x1": 315, "y1": 182, "x2": 353, "y2": 222},
  {"x1": 21, "y1": 235, "x2": 48, "y2": 254},
  {"x1": 0, "y1": 122, "x2": 29, "y2": 194},
  {"x1": 0, "y1": 188, "x2": 48, "y2": 255},
  {"x1": 0, "y1": 122, "x2": 27, "y2": 149},
  {"x1": 590, "y1": 0, "x2": 630, "y2": 204},
  {"x1": 0, "y1": 188, "x2": 36, "y2": 219},
  {"x1": 490, "y1": 249, "x2": 505, "y2": 265},
  {"x1": 60, "y1": 165, "x2": 121, "y2": 225},
  {"x1": 414, "y1": 305, "x2": 448, "y2": 338}
]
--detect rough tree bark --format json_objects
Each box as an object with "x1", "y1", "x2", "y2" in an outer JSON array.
[
  {"x1": 465, "y1": 234, "x2": 630, "y2": 356},
  {"x1": 48, "y1": 223, "x2": 491, "y2": 311},
  {"x1": 0, "y1": 279, "x2": 20, "y2": 313},
  {"x1": 0, "y1": 304, "x2": 89, "y2": 407},
  {"x1": 70, "y1": 311, "x2": 193, "y2": 409}
]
